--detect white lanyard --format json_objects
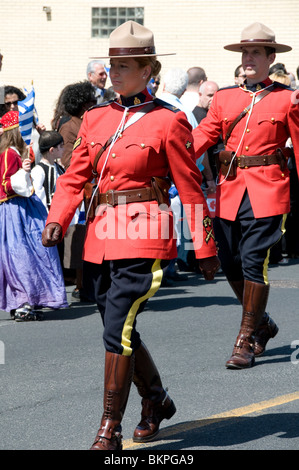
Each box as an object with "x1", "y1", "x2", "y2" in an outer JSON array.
[
  {"x1": 85, "y1": 102, "x2": 154, "y2": 218},
  {"x1": 217, "y1": 83, "x2": 274, "y2": 186}
]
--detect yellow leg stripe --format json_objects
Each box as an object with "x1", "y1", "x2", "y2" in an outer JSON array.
[
  {"x1": 263, "y1": 213, "x2": 287, "y2": 285},
  {"x1": 121, "y1": 259, "x2": 163, "y2": 357}
]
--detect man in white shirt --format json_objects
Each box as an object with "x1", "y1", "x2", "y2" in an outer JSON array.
[{"x1": 180, "y1": 66, "x2": 207, "y2": 111}]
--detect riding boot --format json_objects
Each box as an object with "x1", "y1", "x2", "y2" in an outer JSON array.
[
  {"x1": 253, "y1": 312, "x2": 279, "y2": 356},
  {"x1": 228, "y1": 279, "x2": 278, "y2": 356},
  {"x1": 132, "y1": 342, "x2": 176, "y2": 443},
  {"x1": 228, "y1": 279, "x2": 244, "y2": 304},
  {"x1": 90, "y1": 351, "x2": 134, "y2": 450},
  {"x1": 226, "y1": 280, "x2": 270, "y2": 369}
]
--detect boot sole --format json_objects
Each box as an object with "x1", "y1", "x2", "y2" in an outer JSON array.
[
  {"x1": 226, "y1": 356, "x2": 255, "y2": 369},
  {"x1": 132, "y1": 400, "x2": 176, "y2": 443}
]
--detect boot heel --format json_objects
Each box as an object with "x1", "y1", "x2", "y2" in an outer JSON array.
[
  {"x1": 164, "y1": 399, "x2": 176, "y2": 419},
  {"x1": 271, "y1": 324, "x2": 279, "y2": 338}
]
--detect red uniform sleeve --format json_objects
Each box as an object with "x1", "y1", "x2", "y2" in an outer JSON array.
[
  {"x1": 287, "y1": 91, "x2": 299, "y2": 176},
  {"x1": 164, "y1": 111, "x2": 217, "y2": 259},
  {"x1": 46, "y1": 113, "x2": 92, "y2": 235},
  {"x1": 192, "y1": 92, "x2": 222, "y2": 159}
]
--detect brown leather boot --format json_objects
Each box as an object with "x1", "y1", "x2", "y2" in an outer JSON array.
[
  {"x1": 226, "y1": 281, "x2": 270, "y2": 369},
  {"x1": 228, "y1": 279, "x2": 278, "y2": 356},
  {"x1": 90, "y1": 351, "x2": 134, "y2": 450},
  {"x1": 132, "y1": 342, "x2": 176, "y2": 443},
  {"x1": 228, "y1": 279, "x2": 244, "y2": 304},
  {"x1": 254, "y1": 312, "x2": 279, "y2": 356}
]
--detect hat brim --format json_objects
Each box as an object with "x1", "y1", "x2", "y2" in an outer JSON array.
[
  {"x1": 224, "y1": 42, "x2": 292, "y2": 53},
  {"x1": 90, "y1": 53, "x2": 176, "y2": 59}
]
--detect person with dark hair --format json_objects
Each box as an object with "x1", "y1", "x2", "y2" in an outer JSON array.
[
  {"x1": 42, "y1": 20, "x2": 219, "y2": 450},
  {"x1": 193, "y1": 22, "x2": 299, "y2": 370},
  {"x1": 234, "y1": 64, "x2": 246, "y2": 84},
  {"x1": 56, "y1": 81, "x2": 96, "y2": 301},
  {"x1": 58, "y1": 81, "x2": 96, "y2": 169},
  {"x1": 51, "y1": 84, "x2": 72, "y2": 131},
  {"x1": 0, "y1": 112, "x2": 67, "y2": 321},
  {"x1": 0, "y1": 85, "x2": 46, "y2": 161},
  {"x1": 269, "y1": 62, "x2": 287, "y2": 75},
  {"x1": 0, "y1": 85, "x2": 26, "y2": 116},
  {"x1": 31, "y1": 131, "x2": 64, "y2": 211}
]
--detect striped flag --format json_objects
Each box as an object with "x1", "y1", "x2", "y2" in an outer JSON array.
[{"x1": 18, "y1": 87, "x2": 35, "y2": 145}]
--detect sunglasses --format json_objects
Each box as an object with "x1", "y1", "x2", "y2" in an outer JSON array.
[{"x1": 5, "y1": 100, "x2": 18, "y2": 107}]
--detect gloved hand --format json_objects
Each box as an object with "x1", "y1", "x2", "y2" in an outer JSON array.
[
  {"x1": 198, "y1": 256, "x2": 221, "y2": 281},
  {"x1": 42, "y1": 223, "x2": 62, "y2": 247}
]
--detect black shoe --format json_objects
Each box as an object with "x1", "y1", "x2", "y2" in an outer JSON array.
[{"x1": 14, "y1": 304, "x2": 43, "y2": 322}]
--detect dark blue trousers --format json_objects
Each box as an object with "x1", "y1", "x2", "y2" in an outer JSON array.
[
  {"x1": 214, "y1": 191, "x2": 286, "y2": 284},
  {"x1": 83, "y1": 258, "x2": 169, "y2": 356}
]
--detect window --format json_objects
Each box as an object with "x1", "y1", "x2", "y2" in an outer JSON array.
[{"x1": 92, "y1": 7, "x2": 144, "y2": 38}]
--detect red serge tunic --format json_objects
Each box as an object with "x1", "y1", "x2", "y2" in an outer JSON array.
[
  {"x1": 46, "y1": 89, "x2": 217, "y2": 264},
  {"x1": 192, "y1": 79, "x2": 299, "y2": 221}
]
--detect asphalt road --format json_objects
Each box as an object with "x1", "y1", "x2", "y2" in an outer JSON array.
[{"x1": 0, "y1": 259, "x2": 298, "y2": 453}]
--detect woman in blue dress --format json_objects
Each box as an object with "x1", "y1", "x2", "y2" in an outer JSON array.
[{"x1": 0, "y1": 111, "x2": 68, "y2": 321}]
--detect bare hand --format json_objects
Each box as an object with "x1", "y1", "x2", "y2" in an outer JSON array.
[
  {"x1": 198, "y1": 255, "x2": 221, "y2": 280},
  {"x1": 36, "y1": 123, "x2": 46, "y2": 134},
  {"x1": 42, "y1": 223, "x2": 62, "y2": 247},
  {"x1": 22, "y1": 158, "x2": 31, "y2": 172},
  {"x1": 206, "y1": 180, "x2": 217, "y2": 195}
]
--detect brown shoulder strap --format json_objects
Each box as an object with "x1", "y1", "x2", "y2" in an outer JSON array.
[
  {"x1": 223, "y1": 85, "x2": 274, "y2": 146},
  {"x1": 92, "y1": 135, "x2": 114, "y2": 176},
  {"x1": 91, "y1": 101, "x2": 155, "y2": 176}
]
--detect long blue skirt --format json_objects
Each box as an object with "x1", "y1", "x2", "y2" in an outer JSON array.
[{"x1": 0, "y1": 194, "x2": 68, "y2": 312}]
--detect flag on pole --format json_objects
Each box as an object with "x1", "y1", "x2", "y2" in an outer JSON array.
[{"x1": 18, "y1": 87, "x2": 35, "y2": 145}]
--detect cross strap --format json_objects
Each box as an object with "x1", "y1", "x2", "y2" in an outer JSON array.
[
  {"x1": 223, "y1": 85, "x2": 275, "y2": 145},
  {"x1": 91, "y1": 102, "x2": 155, "y2": 176}
]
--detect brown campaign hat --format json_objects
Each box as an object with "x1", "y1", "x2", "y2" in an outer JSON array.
[
  {"x1": 92, "y1": 20, "x2": 175, "y2": 58},
  {"x1": 224, "y1": 22, "x2": 292, "y2": 53}
]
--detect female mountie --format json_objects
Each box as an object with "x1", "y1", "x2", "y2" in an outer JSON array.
[{"x1": 42, "y1": 21, "x2": 219, "y2": 450}]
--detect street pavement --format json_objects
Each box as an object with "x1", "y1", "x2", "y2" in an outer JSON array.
[{"x1": 0, "y1": 259, "x2": 298, "y2": 452}]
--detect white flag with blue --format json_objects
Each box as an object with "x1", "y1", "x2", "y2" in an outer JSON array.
[{"x1": 18, "y1": 87, "x2": 35, "y2": 145}]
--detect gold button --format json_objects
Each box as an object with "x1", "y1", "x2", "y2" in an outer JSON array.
[
  {"x1": 110, "y1": 176, "x2": 115, "y2": 181},
  {"x1": 91, "y1": 141, "x2": 95, "y2": 146},
  {"x1": 246, "y1": 129, "x2": 250, "y2": 133},
  {"x1": 224, "y1": 117, "x2": 227, "y2": 122},
  {"x1": 271, "y1": 117, "x2": 275, "y2": 122},
  {"x1": 250, "y1": 94, "x2": 253, "y2": 98},
  {"x1": 281, "y1": 173, "x2": 285, "y2": 177},
  {"x1": 118, "y1": 133, "x2": 123, "y2": 138},
  {"x1": 141, "y1": 143, "x2": 145, "y2": 148},
  {"x1": 245, "y1": 146, "x2": 249, "y2": 151},
  {"x1": 112, "y1": 153, "x2": 116, "y2": 158}
]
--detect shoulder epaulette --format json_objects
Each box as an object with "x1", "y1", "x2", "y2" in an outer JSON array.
[
  {"x1": 87, "y1": 99, "x2": 115, "y2": 111},
  {"x1": 153, "y1": 98, "x2": 181, "y2": 113},
  {"x1": 217, "y1": 85, "x2": 239, "y2": 92},
  {"x1": 272, "y1": 81, "x2": 293, "y2": 91}
]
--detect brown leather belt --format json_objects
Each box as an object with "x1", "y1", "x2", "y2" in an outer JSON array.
[
  {"x1": 217, "y1": 148, "x2": 290, "y2": 177},
  {"x1": 236, "y1": 153, "x2": 282, "y2": 168},
  {"x1": 84, "y1": 177, "x2": 171, "y2": 218},
  {"x1": 98, "y1": 187, "x2": 156, "y2": 207}
]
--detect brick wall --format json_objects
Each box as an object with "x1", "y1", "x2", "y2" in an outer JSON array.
[{"x1": 0, "y1": 0, "x2": 298, "y2": 127}]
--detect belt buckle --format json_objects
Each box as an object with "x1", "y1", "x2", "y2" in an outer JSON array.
[
  {"x1": 106, "y1": 189, "x2": 115, "y2": 207},
  {"x1": 237, "y1": 155, "x2": 246, "y2": 169}
]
